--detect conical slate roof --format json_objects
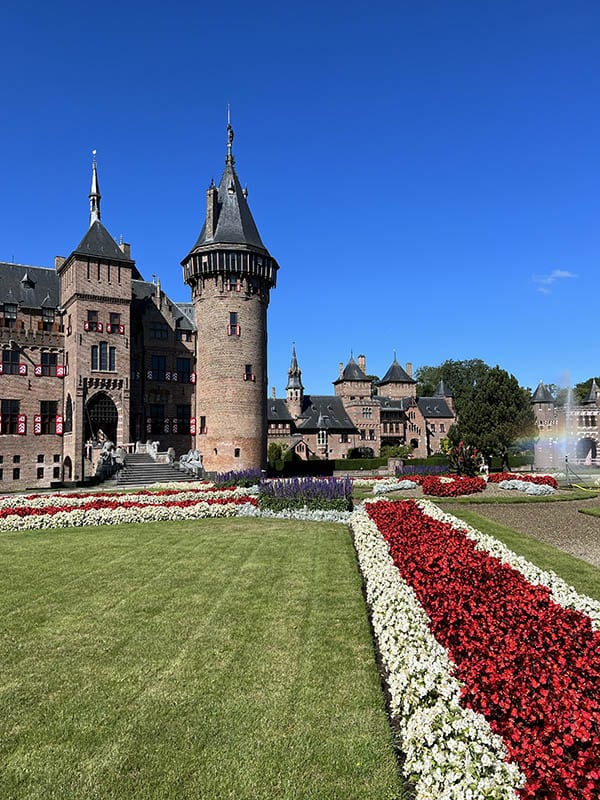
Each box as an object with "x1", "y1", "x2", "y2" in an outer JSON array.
[
  {"x1": 192, "y1": 163, "x2": 267, "y2": 253},
  {"x1": 378, "y1": 358, "x2": 415, "y2": 386},
  {"x1": 434, "y1": 379, "x2": 454, "y2": 397},
  {"x1": 531, "y1": 381, "x2": 555, "y2": 404},
  {"x1": 583, "y1": 379, "x2": 600, "y2": 404},
  {"x1": 333, "y1": 355, "x2": 369, "y2": 384}
]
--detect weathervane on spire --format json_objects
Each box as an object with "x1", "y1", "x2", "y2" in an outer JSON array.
[{"x1": 226, "y1": 103, "x2": 235, "y2": 166}]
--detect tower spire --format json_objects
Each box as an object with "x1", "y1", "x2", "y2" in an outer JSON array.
[
  {"x1": 89, "y1": 149, "x2": 101, "y2": 226},
  {"x1": 226, "y1": 104, "x2": 235, "y2": 166}
]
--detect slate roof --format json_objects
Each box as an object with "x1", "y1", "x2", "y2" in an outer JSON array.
[
  {"x1": 131, "y1": 280, "x2": 195, "y2": 330},
  {"x1": 191, "y1": 163, "x2": 267, "y2": 253},
  {"x1": 286, "y1": 344, "x2": 303, "y2": 390},
  {"x1": 531, "y1": 381, "x2": 555, "y2": 404},
  {"x1": 333, "y1": 355, "x2": 369, "y2": 384},
  {"x1": 416, "y1": 397, "x2": 454, "y2": 419},
  {"x1": 583, "y1": 379, "x2": 600, "y2": 405},
  {"x1": 378, "y1": 396, "x2": 413, "y2": 413},
  {"x1": 434, "y1": 379, "x2": 454, "y2": 397},
  {"x1": 73, "y1": 220, "x2": 133, "y2": 262},
  {"x1": 296, "y1": 395, "x2": 357, "y2": 431},
  {"x1": 0, "y1": 263, "x2": 59, "y2": 308},
  {"x1": 378, "y1": 358, "x2": 415, "y2": 386},
  {"x1": 267, "y1": 398, "x2": 294, "y2": 422}
]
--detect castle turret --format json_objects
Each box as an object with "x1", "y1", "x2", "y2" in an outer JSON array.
[
  {"x1": 286, "y1": 344, "x2": 304, "y2": 418},
  {"x1": 181, "y1": 121, "x2": 279, "y2": 473}
]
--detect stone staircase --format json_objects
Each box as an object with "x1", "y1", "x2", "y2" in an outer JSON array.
[{"x1": 115, "y1": 453, "x2": 201, "y2": 487}]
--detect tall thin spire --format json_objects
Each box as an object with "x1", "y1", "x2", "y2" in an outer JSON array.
[
  {"x1": 89, "y1": 149, "x2": 101, "y2": 226},
  {"x1": 226, "y1": 105, "x2": 235, "y2": 166}
]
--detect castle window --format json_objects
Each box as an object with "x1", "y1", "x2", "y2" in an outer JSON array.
[
  {"x1": 362, "y1": 407, "x2": 372, "y2": 419},
  {"x1": 41, "y1": 352, "x2": 57, "y2": 377},
  {"x1": 317, "y1": 430, "x2": 327, "y2": 446},
  {"x1": 176, "y1": 357, "x2": 191, "y2": 383},
  {"x1": 234, "y1": 448, "x2": 240, "y2": 458},
  {"x1": 151, "y1": 355, "x2": 166, "y2": 382},
  {"x1": 3, "y1": 303, "x2": 17, "y2": 328},
  {"x1": 37, "y1": 454, "x2": 44, "y2": 463},
  {"x1": 92, "y1": 343, "x2": 116, "y2": 371},
  {"x1": 226, "y1": 274, "x2": 240, "y2": 292},
  {"x1": 13, "y1": 468, "x2": 20, "y2": 481},
  {"x1": 340, "y1": 432, "x2": 349, "y2": 443},
  {"x1": 149, "y1": 404, "x2": 165, "y2": 435},
  {"x1": 440, "y1": 423, "x2": 445, "y2": 433},
  {"x1": 150, "y1": 322, "x2": 169, "y2": 339},
  {"x1": 2, "y1": 349, "x2": 20, "y2": 375},
  {"x1": 108, "y1": 313, "x2": 121, "y2": 333},
  {"x1": 369, "y1": 430, "x2": 375, "y2": 440},
  {"x1": 0, "y1": 399, "x2": 19, "y2": 434},
  {"x1": 244, "y1": 364, "x2": 255, "y2": 382},
  {"x1": 199, "y1": 416, "x2": 207, "y2": 434},
  {"x1": 359, "y1": 429, "x2": 366, "y2": 440},
  {"x1": 430, "y1": 424, "x2": 436, "y2": 433},
  {"x1": 40, "y1": 401, "x2": 58, "y2": 435},
  {"x1": 42, "y1": 307, "x2": 55, "y2": 331},
  {"x1": 64, "y1": 396, "x2": 73, "y2": 433},
  {"x1": 37, "y1": 467, "x2": 44, "y2": 479},
  {"x1": 176, "y1": 404, "x2": 191, "y2": 434},
  {"x1": 228, "y1": 312, "x2": 240, "y2": 336}
]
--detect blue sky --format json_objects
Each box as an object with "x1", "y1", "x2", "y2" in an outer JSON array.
[{"x1": 2, "y1": 0, "x2": 599, "y2": 396}]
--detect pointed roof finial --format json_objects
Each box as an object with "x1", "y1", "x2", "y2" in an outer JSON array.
[
  {"x1": 226, "y1": 104, "x2": 235, "y2": 166},
  {"x1": 89, "y1": 149, "x2": 101, "y2": 227}
]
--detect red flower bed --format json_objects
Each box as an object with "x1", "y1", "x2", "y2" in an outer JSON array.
[
  {"x1": 420, "y1": 475, "x2": 486, "y2": 496},
  {"x1": 367, "y1": 500, "x2": 600, "y2": 800},
  {"x1": 488, "y1": 472, "x2": 559, "y2": 488}
]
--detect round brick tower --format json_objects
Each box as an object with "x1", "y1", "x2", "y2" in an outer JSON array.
[{"x1": 181, "y1": 123, "x2": 279, "y2": 474}]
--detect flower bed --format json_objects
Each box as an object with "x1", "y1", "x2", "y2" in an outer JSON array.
[
  {"x1": 0, "y1": 488, "x2": 257, "y2": 532},
  {"x1": 421, "y1": 475, "x2": 486, "y2": 497},
  {"x1": 488, "y1": 472, "x2": 559, "y2": 489},
  {"x1": 364, "y1": 499, "x2": 600, "y2": 800}
]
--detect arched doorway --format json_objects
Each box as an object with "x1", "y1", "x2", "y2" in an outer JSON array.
[
  {"x1": 85, "y1": 392, "x2": 118, "y2": 444},
  {"x1": 576, "y1": 437, "x2": 597, "y2": 462},
  {"x1": 63, "y1": 456, "x2": 72, "y2": 481}
]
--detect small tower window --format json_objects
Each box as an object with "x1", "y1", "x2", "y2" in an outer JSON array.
[
  {"x1": 234, "y1": 448, "x2": 240, "y2": 458},
  {"x1": 244, "y1": 364, "x2": 255, "y2": 382},
  {"x1": 228, "y1": 312, "x2": 240, "y2": 336}
]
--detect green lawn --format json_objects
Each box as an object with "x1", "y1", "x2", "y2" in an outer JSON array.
[{"x1": 0, "y1": 518, "x2": 406, "y2": 800}]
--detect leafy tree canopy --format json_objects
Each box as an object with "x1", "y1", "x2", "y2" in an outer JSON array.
[
  {"x1": 449, "y1": 366, "x2": 537, "y2": 465},
  {"x1": 415, "y1": 359, "x2": 491, "y2": 415}
]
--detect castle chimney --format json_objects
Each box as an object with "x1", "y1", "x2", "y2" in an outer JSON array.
[
  {"x1": 55, "y1": 256, "x2": 66, "y2": 270},
  {"x1": 271, "y1": 386, "x2": 276, "y2": 399},
  {"x1": 119, "y1": 242, "x2": 131, "y2": 259},
  {"x1": 358, "y1": 354, "x2": 366, "y2": 373},
  {"x1": 206, "y1": 181, "x2": 218, "y2": 239},
  {"x1": 339, "y1": 361, "x2": 344, "y2": 378},
  {"x1": 406, "y1": 362, "x2": 412, "y2": 377}
]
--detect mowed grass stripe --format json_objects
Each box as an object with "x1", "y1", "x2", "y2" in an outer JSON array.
[{"x1": 0, "y1": 518, "x2": 406, "y2": 800}]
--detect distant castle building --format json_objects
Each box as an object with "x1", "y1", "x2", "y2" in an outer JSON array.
[
  {"x1": 531, "y1": 380, "x2": 600, "y2": 469},
  {"x1": 0, "y1": 125, "x2": 277, "y2": 489},
  {"x1": 267, "y1": 348, "x2": 456, "y2": 461}
]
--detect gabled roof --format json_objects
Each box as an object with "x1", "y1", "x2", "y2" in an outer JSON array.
[
  {"x1": 378, "y1": 396, "x2": 413, "y2": 412},
  {"x1": 131, "y1": 280, "x2": 195, "y2": 330},
  {"x1": 0, "y1": 263, "x2": 59, "y2": 308},
  {"x1": 378, "y1": 358, "x2": 415, "y2": 386},
  {"x1": 333, "y1": 355, "x2": 369, "y2": 384},
  {"x1": 531, "y1": 381, "x2": 555, "y2": 404},
  {"x1": 416, "y1": 397, "x2": 454, "y2": 418},
  {"x1": 72, "y1": 220, "x2": 133, "y2": 262},
  {"x1": 296, "y1": 395, "x2": 357, "y2": 431}
]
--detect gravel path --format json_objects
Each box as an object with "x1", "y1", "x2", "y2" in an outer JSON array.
[{"x1": 449, "y1": 492, "x2": 600, "y2": 569}]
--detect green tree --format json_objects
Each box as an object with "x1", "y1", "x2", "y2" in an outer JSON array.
[
  {"x1": 450, "y1": 366, "x2": 537, "y2": 469},
  {"x1": 415, "y1": 359, "x2": 491, "y2": 414},
  {"x1": 574, "y1": 377, "x2": 600, "y2": 404}
]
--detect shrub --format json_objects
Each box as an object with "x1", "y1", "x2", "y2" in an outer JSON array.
[
  {"x1": 258, "y1": 477, "x2": 353, "y2": 512},
  {"x1": 447, "y1": 441, "x2": 480, "y2": 477}
]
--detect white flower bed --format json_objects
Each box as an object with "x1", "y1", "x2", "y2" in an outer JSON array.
[
  {"x1": 349, "y1": 503, "x2": 523, "y2": 799},
  {"x1": 237, "y1": 504, "x2": 352, "y2": 524},
  {"x1": 418, "y1": 500, "x2": 600, "y2": 630},
  {"x1": 497, "y1": 480, "x2": 555, "y2": 495},
  {"x1": 372, "y1": 479, "x2": 419, "y2": 494}
]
